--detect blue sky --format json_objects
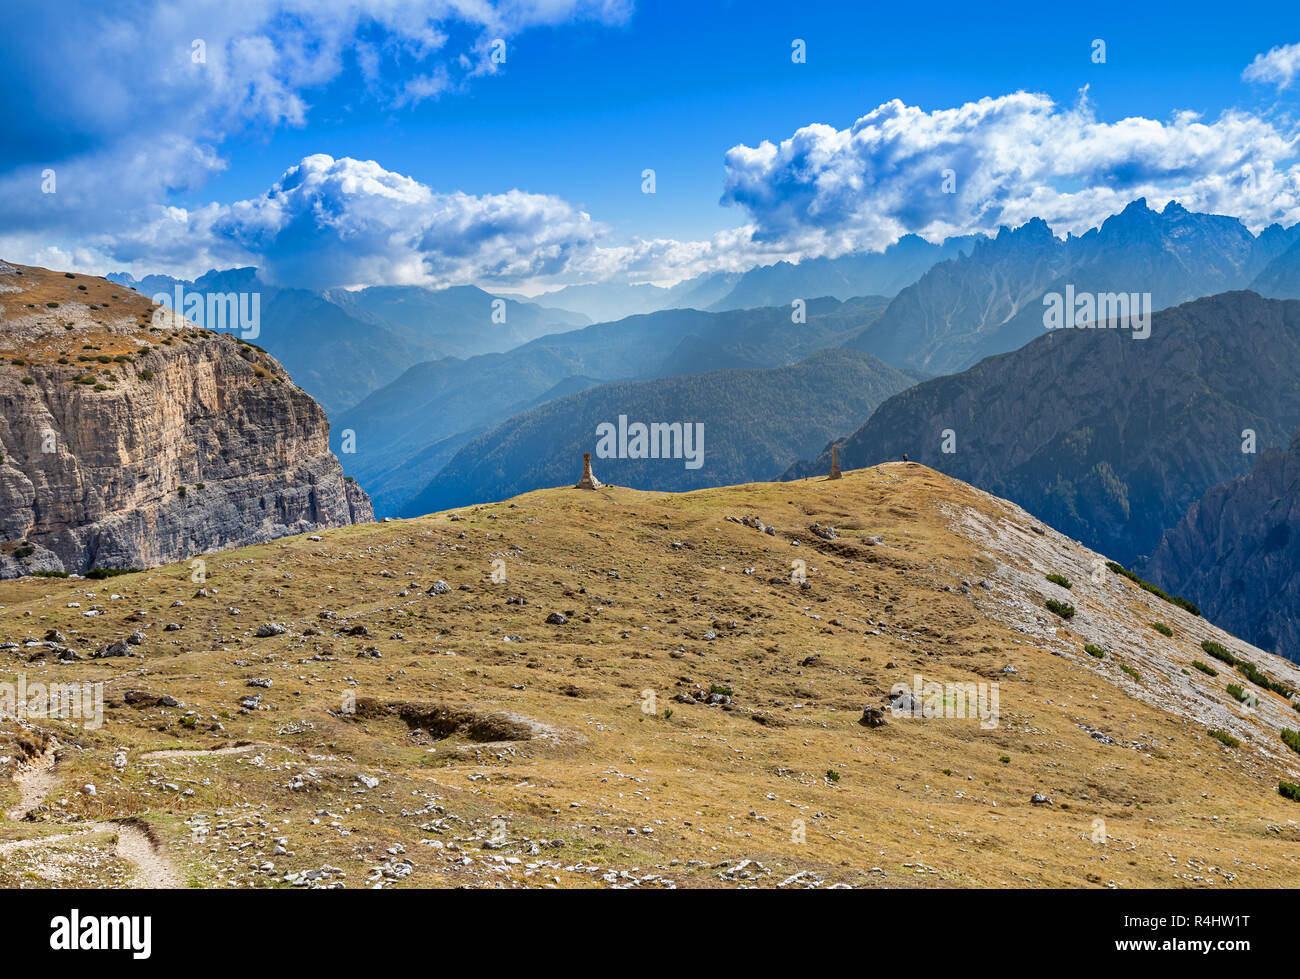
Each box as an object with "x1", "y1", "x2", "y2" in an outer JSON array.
[{"x1": 2, "y1": 0, "x2": 1298, "y2": 289}]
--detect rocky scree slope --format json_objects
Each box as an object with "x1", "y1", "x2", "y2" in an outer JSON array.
[{"x1": 0, "y1": 261, "x2": 371, "y2": 578}]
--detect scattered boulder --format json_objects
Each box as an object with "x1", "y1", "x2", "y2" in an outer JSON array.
[{"x1": 859, "y1": 707, "x2": 887, "y2": 728}]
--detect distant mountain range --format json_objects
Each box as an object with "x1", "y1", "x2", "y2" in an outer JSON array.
[
  {"x1": 108, "y1": 269, "x2": 590, "y2": 414},
  {"x1": 787, "y1": 291, "x2": 1300, "y2": 569},
  {"x1": 1145, "y1": 425, "x2": 1300, "y2": 662},
  {"x1": 709, "y1": 234, "x2": 979, "y2": 311},
  {"x1": 404, "y1": 348, "x2": 923, "y2": 515},
  {"x1": 518, "y1": 234, "x2": 979, "y2": 321},
  {"x1": 110, "y1": 199, "x2": 1300, "y2": 550},
  {"x1": 1250, "y1": 236, "x2": 1300, "y2": 300},
  {"x1": 335, "y1": 296, "x2": 892, "y2": 514},
  {"x1": 844, "y1": 199, "x2": 1300, "y2": 375},
  {"x1": 510, "y1": 271, "x2": 741, "y2": 322}
]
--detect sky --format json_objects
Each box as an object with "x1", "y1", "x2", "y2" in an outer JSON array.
[{"x1": 2, "y1": 0, "x2": 1299, "y2": 291}]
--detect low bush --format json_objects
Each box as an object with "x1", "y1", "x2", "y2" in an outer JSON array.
[
  {"x1": 1207, "y1": 729, "x2": 1240, "y2": 748},
  {"x1": 1106, "y1": 561, "x2": 1201, "y2": 615},
  {"x1": 1201, "y1": 640, "x2": 1236, "y2": 666}
]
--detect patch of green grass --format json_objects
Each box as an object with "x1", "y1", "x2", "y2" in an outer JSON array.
[
  {"x1": 1191, "y1": 661, "x2": 1218, "y2": 677},
  {"x1": 1045, "y1": 599, "x2": 1075, "y2": 619},
  {"x1": 1046, "y1": 573, "x2": 1072, "y2": 589},
  {"x1": 999, "y1": 755, "x2": 1011, "y2": 764},
  {"x1": 1084, "y1": 643, "x2": 1105, "y2": 659},
  {"x1": 1119, "y1": 663, "x2": 1140, "y2": 682},
  {"x1": 1151, "y1": 622, "x2": 1173, "y2": 637}
]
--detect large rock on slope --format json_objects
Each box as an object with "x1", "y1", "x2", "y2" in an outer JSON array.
[
  {"x1": 1145, "y1": 427, "x2": 1300, "y2": 662},
  {"x1": 0, "y1": 261, "x2": 371, "y2": 577}
]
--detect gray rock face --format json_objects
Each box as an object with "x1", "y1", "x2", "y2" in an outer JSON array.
[
  {"x1": 1145, "y1": 428, "x2": 1300, "y2": 663},
  {"x1": 845, "y1": 199, "x2": 1299, "y2": 376},
  {"x1": 0, "y1": 262, "x2": 372, "y2": 578}
]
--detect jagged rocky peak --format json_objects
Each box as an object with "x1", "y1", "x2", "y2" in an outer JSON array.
[{"x1": 0, "y1": 260, "x2": 372, "y2": 578}]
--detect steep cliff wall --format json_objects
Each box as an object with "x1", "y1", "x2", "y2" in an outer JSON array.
[
  {"x1": 0, "y1": 261, "x2": 372, "y2": 577},
  {"x1": 1145, "y1": 429, "x2": 1300, "y2": 662}
]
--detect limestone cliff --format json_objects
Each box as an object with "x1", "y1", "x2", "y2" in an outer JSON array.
[{"x1": 0, "y1": 261, "x2": 372, "y2": 577}]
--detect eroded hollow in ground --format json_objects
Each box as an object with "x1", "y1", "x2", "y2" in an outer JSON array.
[{"x1": 352, "y1": 698, "x2": 554, "y2": 743}]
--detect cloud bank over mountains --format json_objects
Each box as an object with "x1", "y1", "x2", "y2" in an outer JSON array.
[
  {"x1": 0, "y1": 1, "x2": 1296, "y2": 291},
  {"x1": 722, "y1": 92, "x2": 1300, "y2": 256}
]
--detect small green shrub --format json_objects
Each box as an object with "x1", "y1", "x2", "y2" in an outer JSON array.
[
  {"x1": 1084, "y1": 643, "x2": 1106, "y2": 659},
  {"x1": 1119, "y1": 663, "x2": 1140, "y2": 681},
  {"x1": 1207, "y1": 729, "x2": 1240, "y2": 748},
  {"x1": 825, "y1": 769, "x2": 840, "y2": 783},
  {"x1": 1191, "y1": 661, "x2": 1218, "y2": 677},
  {"x1": 1281, "y1": 781, "x2": 1300, "y2": 802},
  {"x1": 13, "y1": 545, "x2": 35, "y2": 559},
  {"x1": 84, "y1": 567, "x2": 141, "y2": 580},
  {"x1": 1046, "y1": 573, "x2": 1072, "y2": 589},
  {"x1": 1282, "y1": 729, "x2": 1300, "y2": 756},
  {"x1": 32, "y1": 569, "x2": 69, "y2": 578},
  {"x1": 1105, "y1": 561, "x2": 1201, "y2": 615},
  {"x1": 709, "y1": 683, "x2": 732, "y2": 697},
  {"x1": 999, "y1": 755, "x2": 1011, "y2": 764},
  {"x1": 1045, "y1": 599, "x2": 1075, "y2": 618},
  {"x1": 1201, "y1": 640, "x2": 1236, "y2": 666},
  {"x1": 1152, "y1": 622, "x2": 1173, "y2": 637},
  {"x1": 1236, "y1": 660, "x2": 1295, "y2": 699},
  {"x1": 1227, "y1": 684, "x2": 1251, "y2": 704}
]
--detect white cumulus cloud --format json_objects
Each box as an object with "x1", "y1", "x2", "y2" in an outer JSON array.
[
  {"x1": 719, "y1": 92, "x2": 1300, "y2": 256},
  {"x1": 1243, "y1": 42, "x2": 1300, "y2": 91},
  {"x1": 200, "y1": 154, "x2": 609, "y2": 289}
]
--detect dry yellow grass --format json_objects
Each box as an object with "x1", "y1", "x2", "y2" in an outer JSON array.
[{"x1": 2, "y1": 463, "x2": 1298, "y2": 888}]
